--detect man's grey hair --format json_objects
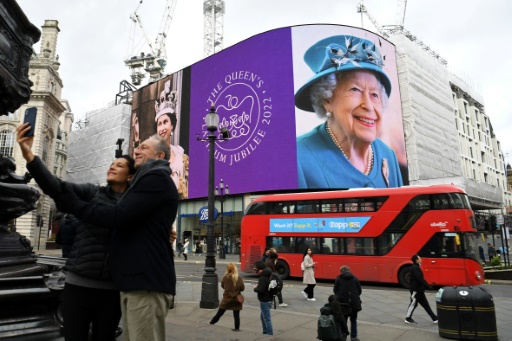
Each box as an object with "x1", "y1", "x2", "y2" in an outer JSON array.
[
  {"x1": 309, "y1": 71, "x2": 389, "y2": 119},
  {"x1": 150, "y1": 134, "x2": 170, "y2": 160},
  {"x1": 340, "y1": 265, "x2": 350, "y2": 273}
]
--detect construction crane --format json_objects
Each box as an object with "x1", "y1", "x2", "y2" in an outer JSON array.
[
  {"x1": 356, "y1": 1, "x2": 387, "y2": 37},
  {"x1": 125, "y1": 0, "x2": 177, "y2": 85},
  {"x1": 357, "y1": 0, "x2": 447, "y2": 66},
  {"x1": 203, "y1": 0, "x2": 225, "y2": 57},
  {"x1": 395, "y1": 0, "x2": 407, "y2": 28}
]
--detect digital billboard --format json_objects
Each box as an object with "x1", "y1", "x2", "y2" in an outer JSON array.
[{"x1": 129, "y1": 24, "x2": 408, "y2": 199}]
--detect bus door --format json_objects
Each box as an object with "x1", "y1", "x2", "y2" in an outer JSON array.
[{"x1": 418, "y1": 232, "x2": 466, "y2": 286}]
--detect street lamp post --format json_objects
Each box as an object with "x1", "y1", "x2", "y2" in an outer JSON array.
[
  {"x1": 215, "y1": 179, "x2": 229, "y2": 259},
  {"x1": 197, "y1": 105, "x2": 229, "y2": 309}
]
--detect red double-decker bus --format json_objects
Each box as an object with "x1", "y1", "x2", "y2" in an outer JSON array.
[{"x1": 240, "y1": 185, "x2": 484, "y2": 288}]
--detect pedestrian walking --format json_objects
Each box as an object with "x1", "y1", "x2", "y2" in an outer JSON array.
[
  {"x1": 195, "y1": 240, "x2": 202, "y2": 255},
  {"x1": 319, "y1": 295, "x2": 350, "y2": 341},
  {"x1": 333, "y1": 265, "x2": 362, "y2": 341},
  {"x1": 478, "y1": 244, "x2": 486, "y2": 265},
  {"x1": 18, "y1": 123, "x2": 137, "y2": 341},
  {"x1": 177, "y1": 240, "x2": 183, "y2": 258},
  {"x1": 487, "y1": 243, "x2": 496, "y2": 263},
  {"x1": 210, "y1": 263, "x2": 245, "y2": 331},
  {"x1": 182, "y1": 239, "x2": 189, "y2": 260},
  {"x1": 302, "y1": 247, "x2": 317, "y2": 301},
  {"x1": 253, "y1": 267, "x2": 274, "y2": 335},
  {"x1": 404, "y1": 255, "x2": 438, "y2": 325}
]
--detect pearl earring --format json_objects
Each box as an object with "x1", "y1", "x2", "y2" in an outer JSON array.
[{"x1": 326, "y1": 112, "x2": 332, "y2": 118}]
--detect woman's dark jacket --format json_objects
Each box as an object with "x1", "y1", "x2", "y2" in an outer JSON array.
[
  {"x1": 320, "y1": 303, "x2": 349, "y2": 335},
  {"x1": 333, "y1": 271, "x2": 362, "y2": 312},
  {"x1": 27, "y1": 156, "x2": 118, "y2": 282},
  {"x1": 254, "y1": 267, "x2": 273, "y2": 302},
  {"x1": 409, "y1": 263, "x2": 431, "y2": 293}
]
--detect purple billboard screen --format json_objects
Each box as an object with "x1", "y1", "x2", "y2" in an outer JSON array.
[
  {"x1": 189, "y1": 27, "x2": 297, "y2": 198},
  {"x1": 129, "y1": 24, "x2": 408, "y2": 199}
]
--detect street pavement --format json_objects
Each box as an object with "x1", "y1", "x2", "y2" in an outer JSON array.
[{"x1": 39, "y1": 250, "x2": 512, "y2": 340}]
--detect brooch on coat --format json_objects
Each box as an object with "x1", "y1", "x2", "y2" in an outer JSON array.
[{"x1": 382, "y1": 158, "x2": 389, "y2": 187}]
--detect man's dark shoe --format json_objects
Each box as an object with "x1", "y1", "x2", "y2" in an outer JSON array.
[{"x1": 404, "y1": 317, "x2": 416, "y2": 324}]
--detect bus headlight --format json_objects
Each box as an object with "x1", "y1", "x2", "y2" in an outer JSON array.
[{"x1": 476, "y1": 271, "x2": 482, "y2": 280}]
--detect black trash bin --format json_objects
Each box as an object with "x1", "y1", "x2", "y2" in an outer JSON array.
[{"x1": 436, "y1": 286, "x2": 497, "y2": 340}]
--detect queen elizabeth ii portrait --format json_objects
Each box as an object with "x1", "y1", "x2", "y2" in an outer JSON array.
[{"x1": 295, "y1": 34, "x2": 404, "y2": 189}]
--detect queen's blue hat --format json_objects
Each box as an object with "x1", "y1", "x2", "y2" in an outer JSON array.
[{"x1": 295, "y1": 35, "x2": 392, "y2": 112}]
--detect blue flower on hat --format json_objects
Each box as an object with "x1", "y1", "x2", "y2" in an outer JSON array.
[{"x1": 295, "y1": 35, "x2": 391, "y2": 112}]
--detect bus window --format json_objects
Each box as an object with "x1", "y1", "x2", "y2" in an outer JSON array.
[
  {"x1": 377, "y1": 233, "x2": 404, "y2": 255},
  {"x1": 322, "y1": 238, "x2": 343, "y2": 255},
  {"x1": 407, "y1": 195, "x2": 431, "y2": 210},
  {"x1": 269, "y1": 202, "x2": 288, "y2": 214},
  {"x1": 295, "y1": 237, "x2": 321, "y2": 254},
  {"x1": 462, "y1": 233, "x2": 479, "y2": 262},
  {"x1": 296, "y1": 200, "x2": 319, "y2": 213},
  {"x1": 418, "y1": 233, "x2": 463, "y2": 258},
  {"x1": 361, "y1": 201, "x2": 375, "y2": 212},
  {"x1": 322, "y1": 238, "x2": 344, "y2": 254},
  {"x1": 321, "y1": 200, "x2": 341, "y2": 213},
  {"x1": 448, "y1": 193, "x2": 467, "y2": 209},
  {"x1": 359, "y1": 238, "x2": 375, "y2": 255},
  {"x1": 433, "y1": 194, "x2": 451, "y2": 209},
  {"x1": 245, "y1": 202, "x2": 267, "y2": 215},
  {"x1": 344, "y1": 200, "x2": 359, "y2": 212},
  {"x1": 345, "y1": 238, "x2": 374, "y2": 255}
]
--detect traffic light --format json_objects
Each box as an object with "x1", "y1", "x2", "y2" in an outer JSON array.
[{"x1": 490, "y1": 215, "x2": 497, "y2": 231}]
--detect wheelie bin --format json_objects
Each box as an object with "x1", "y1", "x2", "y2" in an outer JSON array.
[{"x1": 436, "y1": 286, "x2": 497, "y2": 340}]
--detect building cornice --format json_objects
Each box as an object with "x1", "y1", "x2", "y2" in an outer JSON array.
[{"x1": 31, "y1": 91, "x2": 66, "y2": 113}]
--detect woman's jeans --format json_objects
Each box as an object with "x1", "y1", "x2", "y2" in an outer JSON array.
[{"x1": 259, "y1": 301, "x2": 273, "y2": 335}]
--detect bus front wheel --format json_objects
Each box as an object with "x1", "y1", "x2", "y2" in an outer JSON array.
[
  {"x1": 398, "y1": 266, "x2": 411, "y2": 289},
  {"x1": 276, "y1": 260, "x2": 290, "y2": 279}
]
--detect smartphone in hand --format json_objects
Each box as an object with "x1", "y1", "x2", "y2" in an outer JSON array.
[{"x1": 23, "y1": 107, "x2": 37, "y2": 137}]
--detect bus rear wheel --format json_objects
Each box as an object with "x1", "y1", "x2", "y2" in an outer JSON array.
[
  {"x1": 398, "y1": 266, "x2": 411, "y2": 289},
  {"x1": 276, "y1": 260, "x2": 290, "y2": 279}
]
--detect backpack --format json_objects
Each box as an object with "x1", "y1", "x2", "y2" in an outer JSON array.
[
  {"x1": 268, "y1": 273, "x2": 283, "y2": 309},
  {"x1": 317, "y1": 314, "x2": 339, "y2": 341},
  {"x1": 268, "y1": 273, "x2": 283, "y2": 296}
]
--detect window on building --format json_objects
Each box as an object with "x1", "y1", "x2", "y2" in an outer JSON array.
[
  {"x1": 469, "y1": 147, "x2": 473, "y2": 158},
  {"x1": 0, "y1": 129, "x2": 14, "y2": 157},
  {"x1": 463, "y1": 102, "x2": 468, "y2": 115},
  {"x1": 484, "y1": 173, "x2": 488, "y2": 183}
]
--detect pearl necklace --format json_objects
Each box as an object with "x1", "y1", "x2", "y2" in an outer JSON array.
[{"x1": 326, "y1": 123, "x2": 374, "y2": 176}]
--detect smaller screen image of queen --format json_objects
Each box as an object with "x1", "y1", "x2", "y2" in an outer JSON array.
[
  {"x1": 155, "y1": 80, "x2": 189, "y2": 199},
  {"x1": 295, "y1": 34, "x2": 403, "y2": 189}
]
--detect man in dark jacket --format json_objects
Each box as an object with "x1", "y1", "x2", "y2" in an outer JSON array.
[
  {"x1": 56, "y1": 135, "x2": 178, "y2": 341},
  {"x1": 405, "y1": 254, "x2": 438, "y2": 324},
  {"x1": 253, "y1": 267, "x2": 274, "y2": 335},
  {"x1": 333, "y1": 265, "x2": 362, "y2": 341}
]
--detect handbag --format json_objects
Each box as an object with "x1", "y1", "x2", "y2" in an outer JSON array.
[{"x1": 236, "y1": 293, "x2": 244, "y2": 304}]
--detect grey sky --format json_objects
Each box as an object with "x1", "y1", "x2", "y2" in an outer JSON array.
[{"x1": 18, "y1": 0, "x2": 512, "y2": 162}]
